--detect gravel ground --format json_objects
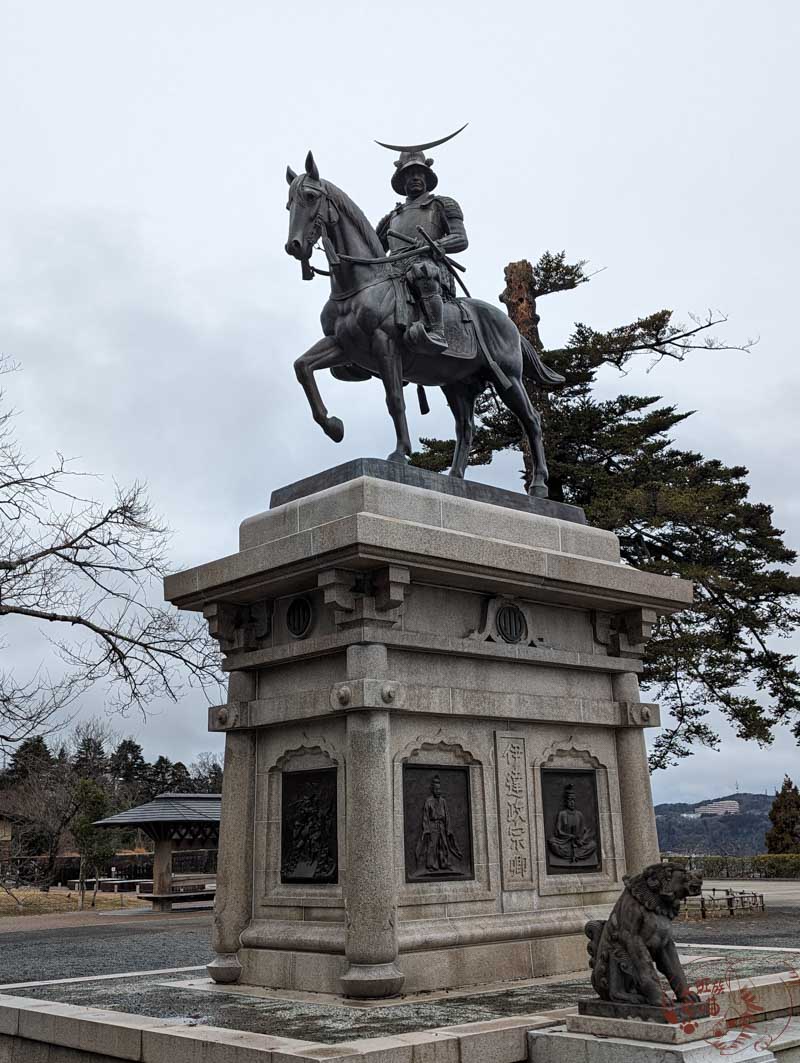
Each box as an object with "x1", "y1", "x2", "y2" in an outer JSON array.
[
  {"x1": 676, "y1": 906, "x2": 800, "y2": 948},
  {"x1": 2, "y1": 949, "x2": 798, "y2": 1042},
  {"x1": 0, "y1": 915, "x2": 213, "y2": 984}
]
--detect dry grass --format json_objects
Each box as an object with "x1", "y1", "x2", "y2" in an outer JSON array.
[{"x1": 0, "y1": 887, "x2": 149, "y2": 916}]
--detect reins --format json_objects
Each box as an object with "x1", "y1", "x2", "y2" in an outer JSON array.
[{"x1": 301, "y1": 184, "x2": 430, "y2": 284}]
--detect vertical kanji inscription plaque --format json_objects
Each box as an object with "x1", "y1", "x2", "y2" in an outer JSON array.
[{"x1": 495, "y1": 732, "x2": 534, "y2": 889}]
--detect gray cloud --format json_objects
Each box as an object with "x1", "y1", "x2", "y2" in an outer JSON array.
[{"x1": 1, "y1": 0, "x2": 798, "y2": 798}]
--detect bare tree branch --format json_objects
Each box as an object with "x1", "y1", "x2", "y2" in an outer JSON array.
[{"x1": 0, "y1": 357, "x2": 224, "y2": 747}]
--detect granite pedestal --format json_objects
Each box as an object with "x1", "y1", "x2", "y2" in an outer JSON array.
[{"x1": 164, "y1": 460, "x2": 693, "y2": 999}]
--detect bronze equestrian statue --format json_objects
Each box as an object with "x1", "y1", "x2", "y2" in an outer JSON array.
[{"x1": 284, "y1": 132, "x2": 563, "y2": 497}]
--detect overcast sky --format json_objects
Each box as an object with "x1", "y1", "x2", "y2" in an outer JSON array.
[{"x1": 2, "y1": 1, "x2": 798, "y2": 803}]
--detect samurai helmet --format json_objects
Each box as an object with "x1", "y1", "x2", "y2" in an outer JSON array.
[
  {"x1": 391, "y1": 151, "x2": 437, "y2": 195},
  {"x1": 375, "y1": 124, "x2": 468, "y2": 196}
]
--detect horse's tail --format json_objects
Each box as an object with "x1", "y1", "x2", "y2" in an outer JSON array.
[{"x1": 520, "y1": 335, "x2": 566, "y2": 388}]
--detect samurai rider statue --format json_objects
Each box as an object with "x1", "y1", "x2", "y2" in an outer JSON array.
[{"x1": 375, "y1": 126, "x2": 468, "y2": 355}]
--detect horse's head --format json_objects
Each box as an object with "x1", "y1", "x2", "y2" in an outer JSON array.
[{"x1": 285, "y1": 151, "x2": 331, "y2": 275}]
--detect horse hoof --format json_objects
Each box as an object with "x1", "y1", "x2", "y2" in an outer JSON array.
[
  {"x1": 324, "y1": 417, "x2": 344, "y2": 443},
  {"x1": 386, "y1": 450, "x2": 410, "y2": 465},
  {"x1": 531, "y1": 484, "x2": 549, "y2": 499}
]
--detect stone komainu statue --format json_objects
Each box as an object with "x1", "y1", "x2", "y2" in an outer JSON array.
[{"x1": 585, "y1": 863, "x2": 703, "y2": 1007}]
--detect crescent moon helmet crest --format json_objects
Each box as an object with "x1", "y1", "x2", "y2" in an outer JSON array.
[{"x1": 374, "y1": 123, "x2": 468, "y2": 154}]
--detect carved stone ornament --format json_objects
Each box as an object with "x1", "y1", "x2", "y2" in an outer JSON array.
[
  {"x1": 592, "y1": 608, "x2": 656, "y2": 659},
  {"x1": 318, "y1": 565, "x2": 409, "y2": 629},
  {"x1": 280, "y1": 766, "x2": 338, "y2": 884},
  {"x1": 203, "y1": 600, "x2": 273, "y2": 653},
  {"x1": 469, "y1": 596, "x2": 550, "y2": 649},
  {"x1": 542, "y1": 769, "x2": 601, "y2": 874},
  {"x1": 582, "y1": 863, "x2": 707, "y2": 1020},
  {"x1": 403, "y1": 764, "x2": 474, "y2": 882},
  {"x1": 286, "y1": 596, "x2": 314, "y2": 639}
]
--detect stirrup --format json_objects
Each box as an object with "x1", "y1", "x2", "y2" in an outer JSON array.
[{"x1": 407, "y1": 321, "x2": 448, "y2": 355}]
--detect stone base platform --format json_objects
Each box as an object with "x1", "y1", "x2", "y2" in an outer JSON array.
[
  {"x1": 165, "y1": 460, "x2": 693, "y2": 997},
  {"x1": 531, "y1": 967, "x2": 800, "y2": 1062},
  {"x1": 3, "y1": 958, "x2": 799, "y2": 1063},
  {"x1": 236, "y1": 929, "x2": 590, "y2": 996},
  {"x1": 529, "y1": 1022, "x2": 800, "y2": 1062},
  {"x1": 0, "y1": 989, "x2": 567, "y2": 1063}
]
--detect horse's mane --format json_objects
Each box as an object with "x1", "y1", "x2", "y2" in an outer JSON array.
[{"x1": 322, "y1": 179, "x2": 384, "y2": 257}]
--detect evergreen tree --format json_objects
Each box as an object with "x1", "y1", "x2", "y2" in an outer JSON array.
[
  {"x1": 108, "y1": 739, "x2": 147, "y2": 786},
  {"x1": 145, "y1": 755, "x2": 174, "y2": 798},
  {"x1": 765, "y1": 776, "x2": 800, "y2": 854},
  {"x1": 415, "y1": 255, "x2": 800, "y2": 769},
  {"x1": 5, "y1": 735, "x2": 53, "y2": 785},
  {"x1": 71, "y1": 736, "x2": 108, "y2": 781},
  {"x1": 169, "y1": 761, "x2": 193, "y2": 792}
]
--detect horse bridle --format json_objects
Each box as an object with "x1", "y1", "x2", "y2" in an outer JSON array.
[{"x1": 294, "y1": 177, "x2": 426, "y2": 279}]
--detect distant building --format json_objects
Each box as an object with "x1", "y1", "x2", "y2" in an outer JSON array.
[{"x1": 696, "y1": 800, "x2": 740, "y2": 817}]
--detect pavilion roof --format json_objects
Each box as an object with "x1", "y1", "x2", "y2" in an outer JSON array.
[{"x1": 94, "y1": 792, "x2": 221, "y2": 829}]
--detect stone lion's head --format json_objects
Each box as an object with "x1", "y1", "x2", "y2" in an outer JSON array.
[{"x1": 626, "y1": 862, "x2": 703, "y2": 916}]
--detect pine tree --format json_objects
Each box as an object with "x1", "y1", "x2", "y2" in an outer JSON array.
[
  {"x1": 72, "y1": 737, "x2": 108, "y2": 781},
  {"x1": 169, "y1": 761, "x2": 193, "y2": 792},
  {"x1": 4, "y1": 735, "x2": 54, "y2": 785},
  {"x1": 145, "y1": 755, "x2": 174, "y2": 799},
  {"x1": 109, "y1": 739, "x2": 148, "y2": 788},
  {"x1": 414, "y1": 255, "x2": 800, "y2": 769},
  {"x1": 765, "y1": 776, "x2": 800, "y2": 854}
]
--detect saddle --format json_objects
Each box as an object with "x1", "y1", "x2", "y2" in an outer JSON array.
[
  {"x1": 330, "y1": 297, "x2": 479, "y2": 384},
  {"x1": 438, "y1": 300, "x2": 480, "y2": 359}
]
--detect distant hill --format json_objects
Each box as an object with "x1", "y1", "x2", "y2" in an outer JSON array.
[{"x1": 655, "y1": 792, "x2": 774, "y2": 856}]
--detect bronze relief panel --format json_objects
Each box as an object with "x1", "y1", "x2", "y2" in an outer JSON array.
[
  {"x1": 542, "y1": 768, "x2": 601, "y2": 874},
  {"x1": 403, "y1": 764, "x2": 474, "y2": 882},
  {"x1": 280, "y1": 766, "x2": 338, "y2": 884}
]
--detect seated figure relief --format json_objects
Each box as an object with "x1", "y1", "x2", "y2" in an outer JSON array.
[{"x1": 547, "y1": 783, "x2": 598, "y2": 865}]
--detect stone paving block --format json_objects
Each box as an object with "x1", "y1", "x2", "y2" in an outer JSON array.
[
  {"x1": 17, "y1": 1002, "x2": 143, "y2": 1060},
  {"x1": 315, "y1": 1038, "x2": 414, "y2": 1063},
  {"x1": 528, "y1": 1026, "x2": 777, "y2": 1062},
  {"x1": 143, "y1": 1023, "x2": 313, "y2": 1063},
  {"x1": 0, "y1": 997, "x2": 19, "y2": 1037},
  {"x1": 392, "y1": 1029, "x2": 460, "y2": 1063},
  {"x1": 444, "y1": 1017, "x2": 530, "y2": 1063}
]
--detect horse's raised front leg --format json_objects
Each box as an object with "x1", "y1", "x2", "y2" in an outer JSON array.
[
  {"x1": 372, "y1": 331, "x2": 411, "y2": 464},
  {"x1": 442, "y1": 383, "x2": 476, "y2": 479},
  {"x1": 294, "y1": 337, "x2": 349, "y2": 442}
]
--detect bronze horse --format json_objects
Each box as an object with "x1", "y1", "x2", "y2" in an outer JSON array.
[{"x1": 285, "y1": 152, "x2": 562, "y2": 497}]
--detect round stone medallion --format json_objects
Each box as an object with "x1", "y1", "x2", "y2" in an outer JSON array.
[
  {"x1": 496, "y1": 603, "x2": 527, "y2": 644},
  {"x1": 286, "y1": 596, "x2": 313, "y2": 639}
]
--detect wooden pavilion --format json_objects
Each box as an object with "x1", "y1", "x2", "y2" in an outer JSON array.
[{"x1": 95, "y1": 792, "x2": 220, "y2": 911}]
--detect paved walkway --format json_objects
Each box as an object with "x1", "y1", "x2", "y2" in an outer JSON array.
[
  {"x1": 0, "y1": 910, "x2": 213, "y2": 984},
  {"x1": 0, "y1": 904, "x2": 211, "y2": 936}
]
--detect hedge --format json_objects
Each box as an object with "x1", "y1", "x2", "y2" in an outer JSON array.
[{"x1": 662, "y1": 853, "x2": 800, "y2": 878}]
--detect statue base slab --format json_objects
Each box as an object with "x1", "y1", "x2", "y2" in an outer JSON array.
[
  {"x1": 165, "y1": 461, "x2": 693, "y2": 998},
  {"x1": 530, "y1": 1025, "x2": 779, "y2": 1061},
  {"x1": 577, "y1": 997, "x2": 711, "y2": 1023}
]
